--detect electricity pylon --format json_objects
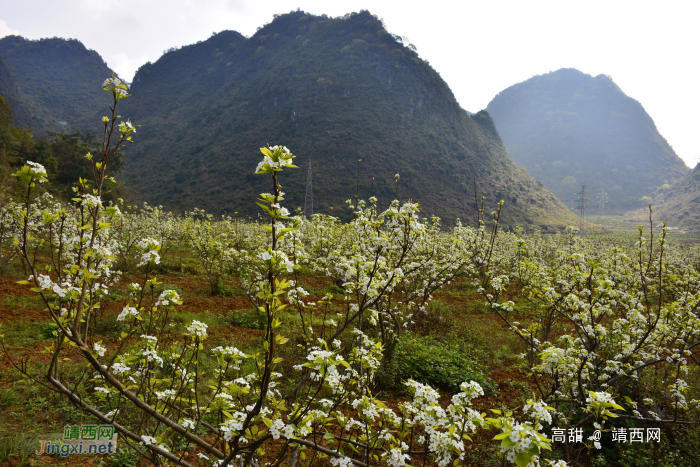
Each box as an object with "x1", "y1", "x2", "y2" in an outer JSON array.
[
  {"x1": 576, "y1": 185, "x2": 589, "y2": 235},
  {"x1": 596, "y1": 187, "x2": 608, "y2": 217},
  {"x1": 304, "y1": 162, "x2": 313, "y2": 218}
]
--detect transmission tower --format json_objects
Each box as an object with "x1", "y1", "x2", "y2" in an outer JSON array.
[
  {"x1": 596, "y1": 187, "x2": 608, "y2": 217},
  {"x1": 304, "y1": 162, "x2": 313, "y2": 218},
  {"x1": 575, "y1": 185, "x2": 589, "y2": 235}
]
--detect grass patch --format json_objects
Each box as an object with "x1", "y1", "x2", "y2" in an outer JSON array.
[
  {"x1": 92, "y1": 313, "x2": 124, "y2": 339},
  {"x1": 321, "y1": 284, "x2": 345, "y2": 296},
  {"x1": 0, "y1": 433, "x2": 35, "y2": 466},
  {"x1": 0, "y1": 388, "x2": 18, "y2": 409},
  {"x1": 98, "y1": 447, "x2": 140, "y2": 467},
  {"x1": 393, "y1": 334, "x2": 495, "y2": 394},
  {"x1": 3, "y1": 294, "x2": 45, "y2": 309},
  {"x1": 0, "y1": 320, "x2": 56, "y2": 348},
  {"x1": 211, "y1": 277, "x2": 244, "y2": 297},
  {"x1": 229, "y1": 310, "x2": 267, "y2": 330}
]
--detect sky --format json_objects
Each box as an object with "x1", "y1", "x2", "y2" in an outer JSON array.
[{"x1": 1, "y1": 0, "x2": 699, "y2": 168}]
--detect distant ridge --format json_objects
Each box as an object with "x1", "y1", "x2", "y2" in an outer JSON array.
[
  {"x1": 0, "y1": 35, "x2": 115, "y2": 135},
  {"x1": 0, "y1": 12, "x2": 576, "y2": 228},
  {"x1": 0, "y1": 55, "x2": 22, "y2": 119},
  {"x1": 118, "y1": 10, "x2": 574, "y2": 226},
  {"x1": 487, "y1": 68, "x2": 688, "y2": 213}
]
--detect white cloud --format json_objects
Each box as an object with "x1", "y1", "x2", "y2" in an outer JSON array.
[
  {"x1": 0, "y1": 19, "x2": 20, "y2": 38},
  {"x1": 109, "y1": 52, "x2": 150, "y2": 83}
]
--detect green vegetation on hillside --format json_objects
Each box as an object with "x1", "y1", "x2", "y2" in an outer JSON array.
[
  {"x1": 0, "y1": 55, "x2": 21, "y2": 119},
  {"x1": 642, "y1": 163, "x2": 700, "y2": 228},
  {"x1": 0, "y1": 96, "x2": 122, "y2": 203},
  {"x1": 486, "y1": 68, "x2": 688, "y2": 213},
  {"x1": 0, "y1": 12, "x2": 577, "y2": 229},
  {"x1": 116, "y1": 10, "x2": 574, "y2": 228},
  {"x1": 0, "y1": 36, "x2": 115, "y2": 135}
]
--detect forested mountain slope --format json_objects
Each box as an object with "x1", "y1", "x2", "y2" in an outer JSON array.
[
  {"x1": 119, "y1": 10, "x2": 574, "y2": 227},
  {"x1": 0, "y1": 12, "x2": 576, "y2": 228},
  {"x1": 0, "y1": 36, "x2": 114, "y2": 135},
  {"x1": 486, "y1": 68, "x2": 688, "y2": 213},
  {"x1": 0, "y1": 55, "x2": 22, "y2": 119}
]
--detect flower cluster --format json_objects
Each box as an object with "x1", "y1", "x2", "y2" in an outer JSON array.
[
  {"x1": 254, "y1": 145, "x2": 295, "y2": 174},
  {"x1": 102, "y1": 76, "x2": 129, "y2": 99},
  {"x1": 26, "y1": 161, "x2": 47, "y2": 181},
  {"x1": 186, "y1": 320, "x2": 208, "y2": 339}
]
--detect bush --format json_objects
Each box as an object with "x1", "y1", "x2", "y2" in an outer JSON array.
[
  {"x1": 38, "y1": 322, "x2": 57, "y2": 340},
  {"x1": 231, "y1": 310, "x2": 267, "y2": 330},
  {"x1": 394, "y1": 334, "x2": 495, "y2": 394},
  {"x1": 211, "y1": 276, "x2": 242, "y2": 297}
]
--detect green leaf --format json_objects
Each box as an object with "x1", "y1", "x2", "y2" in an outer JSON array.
[
  {"x1": 500, "y1": 437, "x2": 517, "y2": 448},
  {"x1": 514, "y1": 453, "x2": 532, "y2": 467},
  {"x1": 524, "y1": 445, "x2": 540, "y2": 455},
  {"x1": 485, "y1": 418, "x2": 501, "y2": 428}
]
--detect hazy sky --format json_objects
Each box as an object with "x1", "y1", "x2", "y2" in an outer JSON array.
[{"x1": 1, "y1": 0, "x2": 699, "y2": 167}]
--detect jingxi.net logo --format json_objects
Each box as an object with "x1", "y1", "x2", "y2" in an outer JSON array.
[{"x1": 36, "y1": 425, "x2": 118, "y2": 457}]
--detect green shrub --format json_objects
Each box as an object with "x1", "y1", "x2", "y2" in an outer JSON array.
[
  {"x1": 231, "y1": 310, "x2": 267, "y2": 330},
  {"x1": 323, "y1": 284, "x2": 345, "y2": 295},
  {"x1": 38, "y1": 322, "x2": 57, "y2": 340},
  {"x1": 394, "y1": 334, "x2": 495, "y2": 394},
  {"x1": 211, "y1": 276, "x2": 243, "y2": 297}
]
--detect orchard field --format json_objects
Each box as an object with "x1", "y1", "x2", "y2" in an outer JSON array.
[{"x1": 2, "y1": 79, "x2": 700, "y2": 467}]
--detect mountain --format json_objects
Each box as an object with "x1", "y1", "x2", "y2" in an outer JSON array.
[
  {"x1": 486, "y1": 68, "x2": 689, "y2": 213},
  {"x1": 117, "y1": 10, "x2": 574, "y2": 227},
  {"x1": 0, "y1": 12, "x2": 576, "y2": 229},
  {"x1": 0, "y1": 38, "x2": 121, "y2": 203},
  {"x1": 0, "y1": 35, "x2": 115, "y2": 135},
  {"x1": 0, "y1": 55, "x2": 22, "y2": 119},
  {"x1": 646, "y1": 164, "x2": 700, "y2": 228}
]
